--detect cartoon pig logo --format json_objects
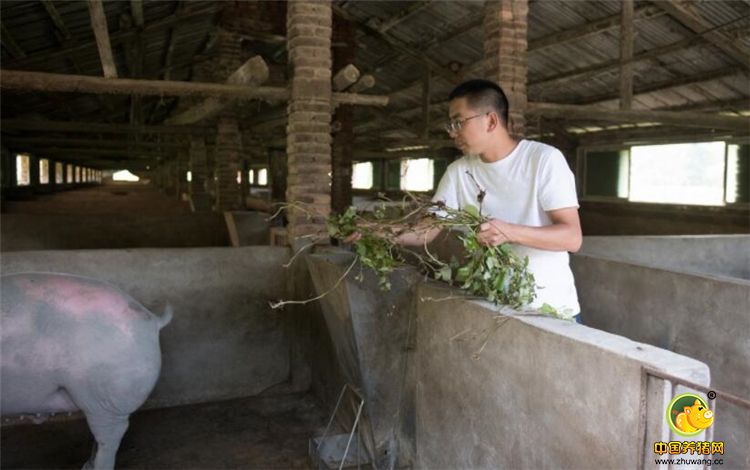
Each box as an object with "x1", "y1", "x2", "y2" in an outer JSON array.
[{"x1": 667, "y1": 394, "x2": 715, "y2": 437}]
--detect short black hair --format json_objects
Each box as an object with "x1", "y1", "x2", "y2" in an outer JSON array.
[{"x1": 448, "y1": 79, "x2": 509, "y2": 128}]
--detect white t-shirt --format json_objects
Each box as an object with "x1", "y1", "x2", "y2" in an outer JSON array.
[{"x1": 432, "y1": 139, "x2": 580, "y2": 315}]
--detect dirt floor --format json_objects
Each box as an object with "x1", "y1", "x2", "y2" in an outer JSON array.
[{"x1": 1, "y1": 393, "x2": 329, "y2": 469}]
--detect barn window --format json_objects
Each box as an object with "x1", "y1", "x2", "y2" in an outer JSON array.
[
  {"x1": 55, "y1": 162, "x2": 63, "y2": 184},
  {"x1": 66, "y1": 164, "x2": 73, "y2": 183},
  {"x1": 74, "y1": 166, "x2": 80, "y2": 183},
  {"x1": 352, "y1": 162, "x2": 373, "y2": 190},
  {"x1": 236, "y1": 171, "x2": 242, "y2": 184},
  {"x1": 582, "y1": 141, "x2": 746, "y2": 206},
  {"x1": 248, "y1": 167, "x2": 268, "y2": 186},
  {"x1": 186, "y1": 171, "x2": 192, "y2": 182},
  {"x1": 39, "y1": 159, "x2": 49, "y2": 184},
  {"x1": 15, "y1": 154, "x2": 30, "y2": 186},
  {"x1": 257, "y1": 168, "x2": 268, "y2": 186},
  {"x1": 630, "y1": 142, "x2": 725, "y2": 206},
  {"x1": 400, "y1": 158, "x2": 434, "y2": 192}
]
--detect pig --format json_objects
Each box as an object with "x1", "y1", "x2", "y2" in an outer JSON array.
[{"x1": 1, "y1": 272, "x2": 172, "y2": 469}]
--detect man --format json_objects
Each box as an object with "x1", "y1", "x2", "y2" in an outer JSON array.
[{"x1": 354, "y1": 79, "x2": 582, "y2": 319}]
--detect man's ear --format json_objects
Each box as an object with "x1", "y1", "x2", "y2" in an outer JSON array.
[{"x1": 487, "y1": 112, "x2": 499, "y2": 132}]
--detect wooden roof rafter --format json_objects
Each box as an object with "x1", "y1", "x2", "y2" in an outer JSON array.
[{"x1": 653, "y1": 0, "x2": 750, "y2": 70}]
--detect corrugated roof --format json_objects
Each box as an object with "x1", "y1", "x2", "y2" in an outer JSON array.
[{"x1": 1, "y1": 0, "x2": 747, "y2": 159}]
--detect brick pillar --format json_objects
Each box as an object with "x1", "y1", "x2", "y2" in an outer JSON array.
[
  {"x1": 484, "y1": 0, "x2": 528, "y2": 139},
  {"x1": 189, "y1": 136, "x2": 211, "y2": 211},
  {"x1": 240, "y1": 158, "x2": 249, "y2": 204},
  {"x1": 270, "y1": 148, "x2": 287, "y2": 203},
  {"x1": 215, "y1": 115, "x2": 242, "y2": 210},
  {"x1": 331, "y1": 16, "x2": 355, "y2": 214},
  {"x1": 213, "y1": 27, "x2": 242, "y2": 211},
  {"x1": 286, "y1": 0, "x2": 333, "y2": 240},
  {"x1": 175, "y1": 152, "x2": 186, "y2": 199}
]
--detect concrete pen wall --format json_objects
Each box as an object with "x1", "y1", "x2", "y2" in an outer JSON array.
[
  {"x1": 413, "y1": 282, "x2": 710, "y2": 470},
  {"x1": 1, "y1": 246, "x2": 305, "y2": 408},
  {"x1": 579, "y1": 235, "x2": 750, "y2": 280},
  {"x1": 572, "y1": 237, "x2": 750, "y2": 469}
]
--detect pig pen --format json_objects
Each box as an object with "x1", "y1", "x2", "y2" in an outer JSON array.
[
  {"x1": 305, "y1": 248, "x2": 720, "y2": 470},
  {"x1": 0, "y1": 246, "x2": 334, "y2": 469},
  {"x1": 573, "y1": 235, "x2": 750, "y2": 469},
  {"x1": 0, "y1": 184, "x2": 332, "y2": 469}
]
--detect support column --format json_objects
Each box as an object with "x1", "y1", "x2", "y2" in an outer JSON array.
[
  {"x1": 331, "y1": 15, "x2": 355, "y2": 214},
  {"x1": 286, "y1": 0, "x2": 333, "y2": 239},
  {"x1": 270, "y1": 148, "x2": 288, "y2": 203},
  {"x1": 484, "y1": 0, "x2": 528, "y2": 139},
  {"x1": 215, "y1": 115, "x2": 242, "y2": 210},
  {"x1": 189, "y1": 135, "x2": 211, "y2": 211},
  {"x1": 214, "y1": 27, "x2": 242, "y2": 211},
  {"x1": 240, "y1": 157, "x2": 249, "y2": 203}
]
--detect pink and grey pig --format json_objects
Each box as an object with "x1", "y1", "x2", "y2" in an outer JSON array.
[{"x1": 1, "y1": 272, "x2": 172, "y2": 470}]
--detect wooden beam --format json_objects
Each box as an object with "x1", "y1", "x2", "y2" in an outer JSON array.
[
  {"x1": 87, "y1": 0, "x2": 118, "y2": 78},
  {"x1": 5, "y1": 147, "x2": 168, "y2": 159},
  {"x1": 333, "y1": 64, "x2": 360, "y2": 91},
  {"x1": 1, "y1": 22, "x2": 25, "y2": 59},
  {"x1": 6, "y1": 5, "x2": 215, "y2": 69},
  {"x1": 166, "y1": 56, "x2": 270, "y2": 124},
  {"x1": 0, "y1": 70, "x2": 388, "y2": 106},
  {"x1": 41, "y1": 0, "x2": 72, "y2": 39},
  {"x1": 620, "y1": 0, "x2": 634, "y2": 110},
  {"x1": 577, "y1": 125, "x2": 743, "y2": 146},
  {"x1": 40, "y1": 0, "x2": 117, "y2": 122},
  {"x1": 526, "y1": 102, "x2": 749, "y2": 132},
  {"x1": 1, "y1": 119, "x2": 212, "y2": 135},
  {"x1": 349, "y1": 74, "x2": 375, "y2": 93},
  {"x1": 660, "y1": 97, "x2": 750, "y2": 113},
  {"x1": 531, "y1": 34, "x2": 707, "y2": 90},
  {"x1": 578, "y1": 66, "x2": 746, "y2": 105},
  {"x1": 130, "y1": 0, "x2": 144, "y2": 28},
  {"x1": 654, "y1": 0, "x2": 750, "y2": 69},
  {"x1": 161, "y1": 3, "x2": 184, "y2": 81},
  {"x1": 530, "y1": 5, "x2": 662, "y2": 51},
  {"x1": 422, "y1": 66, "x2": 431, "y2": 139},
  {"x1": 3, "y1": 137, "x2": 189, "y2": 150}
]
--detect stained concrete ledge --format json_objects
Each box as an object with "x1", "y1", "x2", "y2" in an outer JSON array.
[
  {"x1": 579, "y1": 234, "x2": 750, "y2": 280},
  {"x1": 1, "y1": 246, "x2": 299, "y2": 408},
  {"x1": 414, "y1": 282, "x2": 710, "y2": 470}
]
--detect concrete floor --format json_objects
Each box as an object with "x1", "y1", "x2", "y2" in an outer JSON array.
[
  {"x1": 3, "y1": 182, "x2": 191, "y2": 215},
  {"x1": 1, "y1": 393, "x2": 329, "y2": 469}
]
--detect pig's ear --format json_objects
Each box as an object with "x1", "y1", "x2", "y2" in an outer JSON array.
[
  {"x1": 694, "y1": 399, "x2": 702, "y2": 406},
  {"x1": 684, "y1": 406, "x2": 691, "y2": 414}
]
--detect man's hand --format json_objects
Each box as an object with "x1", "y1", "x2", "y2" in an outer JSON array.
[
  {"x1": 343, "y1": 231, "x2": 363, "y2": 243},
  {"x1": 343, "y1": 219, "x2": 377, "y2": 243},
  {"x1": 477, "y1": 219, "x2": 514, "y2": 246}
]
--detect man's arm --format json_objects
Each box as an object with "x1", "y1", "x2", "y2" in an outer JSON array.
[
  {"x1": 344, "y1": 215, "x2": 442, "y2": 246},
  {"x1": 476, "y1": 207, "x2": 582, "y2": 252}
]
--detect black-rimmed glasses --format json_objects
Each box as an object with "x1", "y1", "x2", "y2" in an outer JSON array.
[{"x1": 443, "y1": 112, "x2": 489, "y2": 134}]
